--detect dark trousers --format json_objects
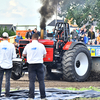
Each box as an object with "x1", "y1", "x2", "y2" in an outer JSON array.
[
  {"x1": 28, "y1": 63, "x2": 46, "y2": 99},
  {"x1": 0, "y1": 68, "x2": 12, "y2": 96}
]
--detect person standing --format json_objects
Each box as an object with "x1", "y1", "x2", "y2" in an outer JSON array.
[
  {"x1": 88, "y1": 28, "x2": 95, "y2": 45},
  {"x1": 32, "y1": 28, "x2": 40, "y2": 36},
  {"x1": 15, "y1": 32, "x2": 23, "y2": 43},
  {"x1": 0, "y1": 32, "x2": 16, "y2": 97},
  {"x1": 32, "y1": 28, "x2": 37, "y2": 34},
  {"x1": 97, "y1": 33, "x2": 100, "y2": 45},
  {"x1": 25, "y1": 29, "x2": 32, "y2": 39},
  {"x1": 95, "y1": 29, "x2": 100, "y2": 44},
  {"x1": 71, "y1": 29, "x2": 78, "y2": 42},
  {"x1": 22, "y1": 33, "x2": 46, "y2": 100},
  {"x1": 95, "y1": 29, "x2": 100, "y2": 39}
]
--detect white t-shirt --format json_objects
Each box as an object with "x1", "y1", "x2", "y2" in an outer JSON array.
[
  {"x1": 23, "y1": 40, "x2": 46, "y2": 64},
  {"x1": 95, "y1": 32, "x2": 99, "y2": 38},
  {"x1": 0, "y1": 40, "x2": 16, "y2": 69}
]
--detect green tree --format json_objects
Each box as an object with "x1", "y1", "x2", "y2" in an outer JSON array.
[
  {"x1": 59, "y1": 0, "x2": 87, "y2": 18},
  {"x1": 0, "y1": 26, "x2": 15, "y2": 37},
  {"x1": 59, "y1": 0, "x2": 98, "y2": 29},
  {"x1": 92, "y1": 0, "x2": 100, "y2": 30},
  {"x1": 0, "y1": 27, "x2": 4, "y2": 37}
]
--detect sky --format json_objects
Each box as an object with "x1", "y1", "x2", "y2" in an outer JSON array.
[{"x1": 0, "y1": 0, "x2": 59, "y2": 31}]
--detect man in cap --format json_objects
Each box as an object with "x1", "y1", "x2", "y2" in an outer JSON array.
[
  {"x1": 15, "y1": 32, "x2": 23, "y2": 43},
  {"x1": 0, "y1": 32, "x2": 16, "y2": 97}
]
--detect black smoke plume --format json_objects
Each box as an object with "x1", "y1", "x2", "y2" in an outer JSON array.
[{"x1": 39, "y1": 0, "x2": 62, "y2": 29}]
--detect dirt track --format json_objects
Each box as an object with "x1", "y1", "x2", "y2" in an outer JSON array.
[{"x1": 2, "y1": 73, "x2": 100, "y2": 89}]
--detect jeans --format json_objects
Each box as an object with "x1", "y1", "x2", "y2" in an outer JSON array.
[
  {"x1": 72, "y1": 39, "x2": 76, "y2": 42},
  {"x1": 0, "y1": 68, "x2": 12, "y2": 96},
  {"x1": 28, "y1": 63, "x2": 46, "y2": 99}
]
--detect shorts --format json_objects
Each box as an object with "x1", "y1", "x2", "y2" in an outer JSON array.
[{"x1": 89, "y1": 39, "x2": 95, "y2": 43}]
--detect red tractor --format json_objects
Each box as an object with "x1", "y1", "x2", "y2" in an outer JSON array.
[{"x1": 12, "y1": 22, "x2": 92, "y2": 82}]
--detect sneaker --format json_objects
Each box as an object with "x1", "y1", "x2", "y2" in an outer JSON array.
[
  {"x1": 27, "y1": 98, "x2": 34, "y2": 100},
  {"x1": 41, "y1": 98, "x2": 47, "y2": 100},
  {"x1": 4, "y1": 94, "x2": 10, "y2": 97}
]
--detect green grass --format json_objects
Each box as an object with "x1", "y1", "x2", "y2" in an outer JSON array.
[
  {"x1": 72, "y1": 97, "x2": 100, "y2": 100},
  {"x1": 2, "y1": 88, "x2": 19, "y2": 92},
  {"x1": 58, "y1": 86, "x2": 100, "y2": 100},
  {"x1": 58, "y1": 86, "x2": 100, "y2": 92}
]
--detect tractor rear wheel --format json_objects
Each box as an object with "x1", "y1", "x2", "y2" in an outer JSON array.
[{"x1": 62, "y1": 45, "x2": 92, "y2": 82}]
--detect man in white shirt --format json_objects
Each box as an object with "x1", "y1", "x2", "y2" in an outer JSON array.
[
  {"x1": 22, "y1": 33, "x2": 46, "y2": 100},
  {"x1": 95, "y1": 29, "x2": 99, "y2": 38},
  {"x1": 0, "y1": 32, "x2": 16, "y2": 97}
]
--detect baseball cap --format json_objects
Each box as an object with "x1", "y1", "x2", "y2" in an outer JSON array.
[{"x1": 2, "y1": 32, "x2": 9, "y2": 38}]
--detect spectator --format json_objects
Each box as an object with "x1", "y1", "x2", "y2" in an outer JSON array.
[
  {"x1": 95, "y1": 29, "x2": 100, "y2": 39},
  {"x1": 15, "y1": 32, "x2": 23, "y2": 43},
  {"x1": 95, "y1": 29, "x2": 100, "y2": 44},
  {"x1": 80, "y1": 27, "x2": 84, "y2": 35},
  {"x1": 83, "y1": 33, "x2": 88, "y2": 44},
  {"x1": 0, "y1": 32, "x2": 16, "y2": 97},
  {"x1": 79, "y1": 28, "x2": 87, "y2": 42},
  {"x1": 76, "y1": 28, "x2": 80, "y2": 34},
  {"x1": 76, "y1": 28, "x2": 81, "y2": 41},
  {"x1": 32, "y1": 28, "x2": 40, "y2": 36},
  {"x1": 46, "y1": 29, "x2": 49, "y2": 34},
  {"x1": 25, "y1": 29, "x2": 32, "y2": 39},
  {"x1": 15, "y1": 44, "x2": 19, "y2": 58},
  {"x1": 71, "y1": 29, "x2": 78, "y2": 42},
  {"x1": 22, "y1": 33, "x2": 46, "y2": 100},
  {"x1": 51, "y1": 28, "x2": 55, "y2": 33},
  {"x1": 91, "y1": 25, "x2": 95, "y2": 32},
  {"x1": 32, "y1": 28, "x2": 37, "y2": 34},
  {"x1": 88, "y1": 28, "x2": 95, "y2": 45},
  {"x1": 45, "y1": 29, "x2": 50, "y2": 39},
  {"x1": 83, "y1": 28, "x2": 87, "y2": 34},
  {"x1": 97, "y1": 33, "x2": 100, "y2": 45},
  {"x1": 83, "y1": 25, "x2": 86, "y2": 29}
]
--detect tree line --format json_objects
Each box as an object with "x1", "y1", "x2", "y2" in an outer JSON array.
[
  {"x1": 0, "y1": 26, "x2": 15, "y2": 37},
  {"x1": 58, "y1": 0, "x2": 100, "y2": 30}
]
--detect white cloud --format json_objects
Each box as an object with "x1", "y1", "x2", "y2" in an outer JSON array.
[
  {"x1": 9, "y1": 0, "x2": 16, "y2": 6},
  {"x1": 0, "y1": 0, "x2": 59, "y2": 29}
]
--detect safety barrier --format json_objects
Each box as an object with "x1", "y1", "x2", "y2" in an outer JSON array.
[{"x1": 0, "y1": 35, "x2": 16, "y2": 43}]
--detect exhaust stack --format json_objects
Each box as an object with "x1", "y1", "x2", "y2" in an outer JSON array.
[
  {"x1": 40, "y1": 28, "x2": 46, "y2": 39},
  {"x1": 40, "y1": 29, "x2": 44, "y2": 39}
]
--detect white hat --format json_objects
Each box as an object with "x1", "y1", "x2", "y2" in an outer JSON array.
[{"x1": 2, "y1": 32, "x2": 9, "y2": 38}]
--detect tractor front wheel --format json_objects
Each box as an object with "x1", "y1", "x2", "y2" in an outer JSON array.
[
  {"x1": 62, "y1": 45, "x2": 92, "y2": 82},
  {"x1": 11, "y1": 61, "x2": 23, "y2": 80}
]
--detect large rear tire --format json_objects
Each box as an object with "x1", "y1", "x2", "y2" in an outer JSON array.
[{"x1": 62, "y1": 45, "x2": 92, "y2": 82}]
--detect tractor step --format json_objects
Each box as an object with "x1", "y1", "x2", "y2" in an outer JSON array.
[
  {"x1": 54, "y1": 55, "x2": 60, "y2": 57},
  {"x1": 51, "y1": 69, "x2": 62, "y2": 74}
]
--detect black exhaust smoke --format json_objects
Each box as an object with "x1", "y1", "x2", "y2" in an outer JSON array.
[{"x1": 39, "y1": 0, "x2": 62, "y2": 29}]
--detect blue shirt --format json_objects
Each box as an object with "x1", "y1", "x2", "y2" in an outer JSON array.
[
  {"x1": 84, "y1": 36, "x2": 88, "y2": 44},
  {"x1": 15, "y1": 36, "x2": 23, "y2": 43}
]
